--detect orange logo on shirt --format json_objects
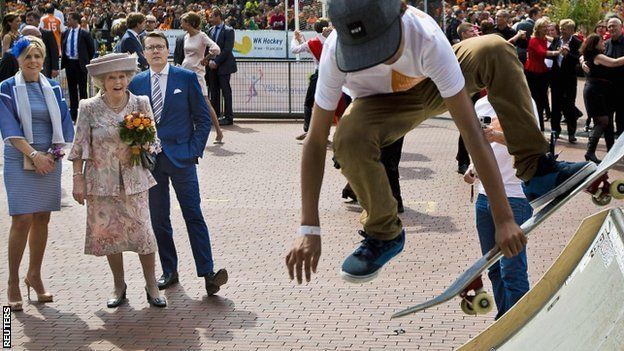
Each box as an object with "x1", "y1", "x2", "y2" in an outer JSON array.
[{"x1": 391, "y1": 70, "x2": 424, "y2": 92}]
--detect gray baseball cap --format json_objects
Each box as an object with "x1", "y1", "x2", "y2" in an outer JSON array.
[{"x1": 328, "y1": 0, "x2": 403, "y2": 73}]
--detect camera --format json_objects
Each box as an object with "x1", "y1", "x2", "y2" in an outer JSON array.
[{"x1": 479, "y1": 116, "x2": 492, "y2": 128}]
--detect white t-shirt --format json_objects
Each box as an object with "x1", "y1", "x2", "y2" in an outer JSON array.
[
  {"x1": 290, "y1": 34, "x2": 326, "y2": 66},
  {"x1": 314, "y1": 6, "x2": 465, "y2": 111},
  {"x1": 474, "y1": 96, "x2": 539, "y2": 199}
]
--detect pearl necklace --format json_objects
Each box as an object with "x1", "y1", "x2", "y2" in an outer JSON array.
[{"x1": 103, "y1": 93, "x2": 128, "y2": 113}]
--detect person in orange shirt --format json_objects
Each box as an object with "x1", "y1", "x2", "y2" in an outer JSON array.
[{"x1": 39, "y1": 4, "x2": 64, "y2": 55}]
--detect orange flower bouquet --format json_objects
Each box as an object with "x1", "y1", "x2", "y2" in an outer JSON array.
[{"x1": 119, "y1": 111, "x2": 159, "y2": 169}]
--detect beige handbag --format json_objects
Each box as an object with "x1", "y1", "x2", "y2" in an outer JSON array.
[{"x1": 23, "y1": 154, "x2": 35, "y2": 171}]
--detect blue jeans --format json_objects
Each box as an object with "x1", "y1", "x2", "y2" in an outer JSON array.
[{"x1": 475, "y1": 194, "x2": 531, "y2": 319}]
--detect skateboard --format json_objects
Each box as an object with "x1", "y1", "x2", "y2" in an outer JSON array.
[
  {"x1": 391, "y1": 134, "x2": 624, "y2": 319},
  {"x1": 458, "y1": 276, "x2": 494, "y2": 315}
]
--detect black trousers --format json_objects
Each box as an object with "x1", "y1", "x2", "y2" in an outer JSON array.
[
  {"x1": 614, "y1": 88, "x2": 624, "y2": 135},
  {"x1": 550, "y1": 72, "x2": 578, "y2": 137},
  {"x1": 381, "y1": 136, "x2": 405, "y2": 201},
  {"x1": 525, "y1": 71, "x2": 549, "y2": 131},
  {"x1": 456, "y1": 136, "x2": 470, "y2": 166},
  {"x1": 208, "y1": 71, "x2": 233, "y2": 119},
  {"x1": 66, "y1": 60, "x2": 88, "y2": 121},
  {"x1": 457, "y1": 93, "x2": 480, "y2": 167},
  {"x1": 303, "y1": 69, "x2": 319, "y2": 132}
]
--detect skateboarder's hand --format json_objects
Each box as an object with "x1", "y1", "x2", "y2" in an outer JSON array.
[
  {"x1": 286, "y1": 235, "x2": 321, "y2": 284},
  {"x1": 495, "y1": 221, "x2": 527, "y2": 258}
]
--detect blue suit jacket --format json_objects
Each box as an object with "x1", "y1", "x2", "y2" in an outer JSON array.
[
  {"x1": 0, "y1": 77, "x2": 74, "y2": 143},
  {"x1": 128, "y1": 65, "x2": 211, "y2": 168},
  {"x1": 119, "y1": 30, "x2": 148, "y2": 70}
]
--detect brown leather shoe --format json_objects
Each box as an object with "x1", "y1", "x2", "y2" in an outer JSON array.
[{"x1": 204, "y1": 269, "x2": 228, "y2": 296}]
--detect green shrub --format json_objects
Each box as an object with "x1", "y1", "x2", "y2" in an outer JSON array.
[{"x1": 549, "y1": 0, "x2": 606, "y2": 33}]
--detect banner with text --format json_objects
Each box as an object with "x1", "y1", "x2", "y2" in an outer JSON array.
[{"x1": 164, "y1": 30, "x2": 318, "y2": 59}]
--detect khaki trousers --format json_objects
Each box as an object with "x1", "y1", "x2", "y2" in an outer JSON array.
[{"x1": 332, "y1": 35, "x2": 549, "y2": 240}]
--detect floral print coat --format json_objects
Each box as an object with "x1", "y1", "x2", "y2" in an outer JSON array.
[{"x1": 68, "y1": 93, "x2": 157, "y2": 196}]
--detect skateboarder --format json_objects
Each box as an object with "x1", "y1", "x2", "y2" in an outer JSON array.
[
  {"x1": 285, "y1": 0, "x2": 595, "y2": 284},
  {"x1": 463, "y1": 96, "x2": 533, "y2": 319}
]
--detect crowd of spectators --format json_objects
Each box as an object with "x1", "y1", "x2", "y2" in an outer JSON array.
[
  {"x1": 2, "y1": 0, "x2": 329, "y2": 52},
  {"x1": 3, "y1": 0, "x2": 325, "y2": 32}
]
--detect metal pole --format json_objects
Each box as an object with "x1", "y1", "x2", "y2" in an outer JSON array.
[
  {"x1": 284, "y1": 2, "x2": 289, "y2": 59},
  {"x1": 322, "y1": 0, "x2": 327, "y2": 18},
  {"x1": 294, "y1": 0, "x2": 301, "y2": 61},
  {"x1": 284, "y1": 2, "x2": 288, "y2": 30},
  {"x1": 288, "y1": 61, "x2": 292, "y2": 113},
  {"x1": 295, "y1": 0, "x2": 300, "y2": 31}
]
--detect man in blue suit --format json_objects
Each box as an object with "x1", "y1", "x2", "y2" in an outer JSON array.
[
  {"x1": 128, "y1": 32, "x2": 228, "y2": 296},
  {"x1": 119, "y1": 12, "x2": 148, "y2": 70},
  {"x1": 207, "y1": 8, "x2": 237, "y2": 126}
]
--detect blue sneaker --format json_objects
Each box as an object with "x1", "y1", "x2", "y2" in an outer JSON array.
[
  {"x1": 523, "y1": 154, "x2": 597, "y2": 208},
  {"x1": 340, "y1": 230, "x2": 405, "y2": 283}
]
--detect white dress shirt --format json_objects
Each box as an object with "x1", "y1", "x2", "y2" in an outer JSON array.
[
  {"x1": 150, "y1": 63, "x2": 170, "y2": 99},
  {"x1": 65, "y1": 27, "x2": 79, "y2": 60}
]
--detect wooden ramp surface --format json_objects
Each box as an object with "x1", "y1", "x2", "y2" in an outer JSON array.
[{"x1": 459, "y1": 208, "x2": 624, "y2": 351}]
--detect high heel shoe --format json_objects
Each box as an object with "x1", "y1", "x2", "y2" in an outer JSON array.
[
  {"x1": 7, "y1": 282, "x2": 23, "y2": 311},
  {"x1": 145, "y1": 287, "x2": 166, "y2": 308},
  {"x1": 24, "y1": 277, "x2": 53, "y2": 303},
  {"x1": 107, "y1": 283, "x2": 128, "y2": 308}
]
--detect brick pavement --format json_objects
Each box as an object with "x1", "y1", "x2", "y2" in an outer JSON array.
[{"x1": 0, "y1": 114, "x2": 620, "y2": 350}]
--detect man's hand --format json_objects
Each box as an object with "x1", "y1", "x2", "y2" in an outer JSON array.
[
  {"x1": 286, "y1": 235, "x2": 321, "y2": 283},
  {"x1": 51, "y1": 70, "x2": 59, "y2": 78},
  {"x1": 579, "y1": 55, "x2": 590, "y2": 74},
  {"x1": 463, "y1": 165, "x2": 478, "y2": 184},
  {"x1": 483, "y1": 126, "x2": 505, "y2": 144},
  {"x1": 517, "y1": 29, "x2": 526, "y2": 39},
  {"x1": 208, "y1": 60, "x2": 217, "y2": 70},
  {"x1": 322, "y1": 26, "x2": 333, "y2": 38},
  {"x1": 561, "y1": 45, "x2": 570, "y2": 56},
  {"x1": 494, "y1": 220, "x2": 527, "y2": 258}
]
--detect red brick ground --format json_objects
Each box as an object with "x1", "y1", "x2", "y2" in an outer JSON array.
[{"x1": 0, "y1": 113, "x2": 619, "y2": 350}]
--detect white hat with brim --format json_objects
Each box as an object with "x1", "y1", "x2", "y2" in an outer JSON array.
[{"x1": 86, "y1": 53, "x2": 138, "y2": 77}]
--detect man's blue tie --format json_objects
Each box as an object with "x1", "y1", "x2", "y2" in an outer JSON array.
[
  {"x1": 214, "y1": 26, "x2": 221, "y2": 41},
  {"x1": 70, "y1": 29, "x2": 76, "y2": 58},
  {"x1": 152, "y1": 73, "x2": 163, "y2": 124}
]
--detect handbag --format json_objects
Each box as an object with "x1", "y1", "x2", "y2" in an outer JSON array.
[
  {"x1": 140, "y1": 151, "x2": 157, "y2": 171},
  {"x1": 23, "y1": 154, "x2": 35, "y2": 171}
]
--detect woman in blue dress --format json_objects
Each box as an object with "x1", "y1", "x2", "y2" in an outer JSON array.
[{"x1": 0, "y1": 36, "x2": 74, "y2": 312}]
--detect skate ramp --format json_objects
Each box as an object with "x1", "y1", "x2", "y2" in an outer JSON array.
[{"x1": 459, "y1": 207, "x2": 624, "y2": 351}]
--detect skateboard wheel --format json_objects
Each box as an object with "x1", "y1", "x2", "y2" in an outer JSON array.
[
  {"x1": 472, "y1": 292, "x2": 494, "y2": 315},
  {"x1": 460, "y1": 299, "x2": 477, "y2": 315},
  {"x1": 592, "y1": 194, "x2": 612, "y2": 206},
  {"x1": 610, "y1": 180, "x2": 624, "y2": 199}
]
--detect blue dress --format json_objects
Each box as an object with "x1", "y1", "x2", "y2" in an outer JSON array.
[{"x1": 3, "y1": 82, "x2": 62, "y2": 215}]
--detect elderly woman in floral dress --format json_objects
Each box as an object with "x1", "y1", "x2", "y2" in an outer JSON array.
[{"x1": 69, "y1": 53, "x2": 166, "y2": 308}]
